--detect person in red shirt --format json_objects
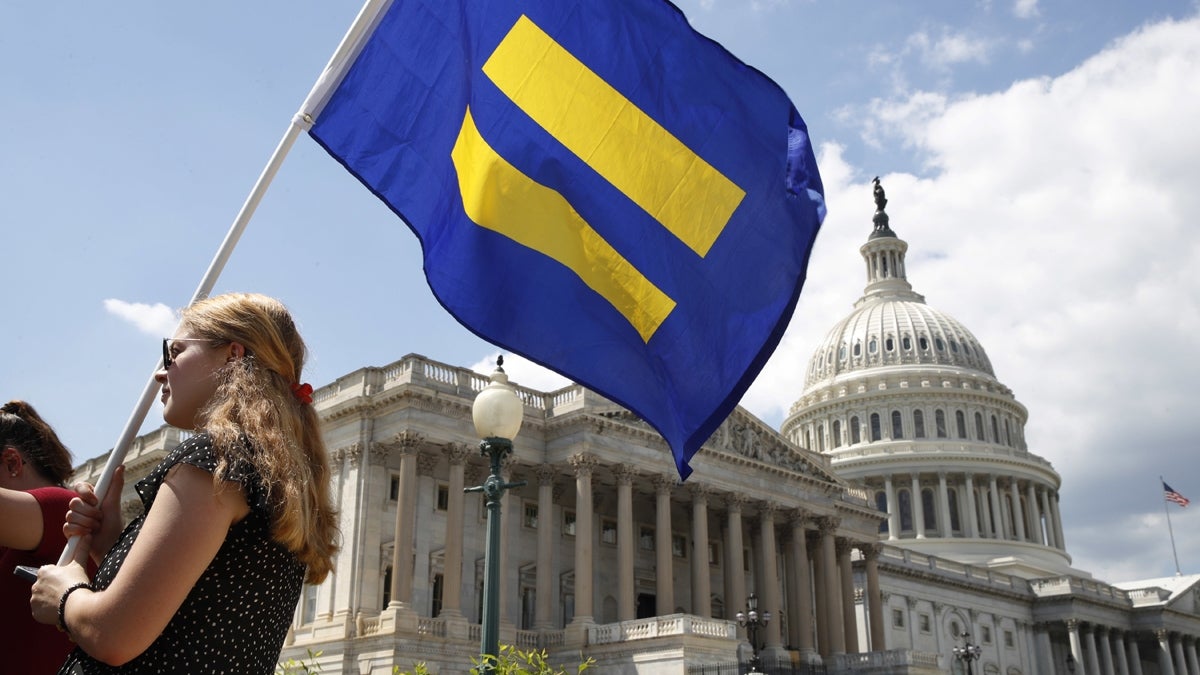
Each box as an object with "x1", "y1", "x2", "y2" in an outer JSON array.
[{"x1": 0, "y1": 400, "x2": 81, "y2": 674}]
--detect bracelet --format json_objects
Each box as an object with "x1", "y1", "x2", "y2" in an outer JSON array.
[{"x1": 58, "y1": 582, "x2": 93, "y2": 636}]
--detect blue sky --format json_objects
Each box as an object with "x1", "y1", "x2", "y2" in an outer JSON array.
[{"x1": 3, "y1": 0, "x2": 1198, "y2": 582}]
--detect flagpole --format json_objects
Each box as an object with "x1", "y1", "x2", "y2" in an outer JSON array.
[
  {"x1": 57, "y1": 0, "x2": 393, "y2": 566},
  {"x1": 1161, "y1": 475, "x2": 1182, "y2": 576}
]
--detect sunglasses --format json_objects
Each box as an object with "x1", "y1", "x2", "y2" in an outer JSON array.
[{"x1": 161, "y1": 338, "x2": 223, "y2": 369}]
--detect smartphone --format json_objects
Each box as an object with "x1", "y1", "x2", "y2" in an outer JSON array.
[{"x1": 13, "y1": 565, "x2": 38, "y2": 583}]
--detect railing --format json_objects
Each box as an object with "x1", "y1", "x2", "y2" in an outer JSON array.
[
  {"x1": 589, "y1": 614, "x2": 736, "y2": 645},
  {"x1": 830, "y1": 649, "x2": 942, "y2": 670}
]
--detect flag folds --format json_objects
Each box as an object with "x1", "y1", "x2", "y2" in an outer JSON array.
[
  {"x1": 309, "y1": 0, "x2": 825, "y2": 479},
  {"x1": 1164, "y1": 481, "x2": 1190, "y2": 507}
]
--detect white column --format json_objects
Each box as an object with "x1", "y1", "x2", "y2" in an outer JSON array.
[
  {"x1": 569, "y1": 454, "x2": 597, "y2": 625},
  {"x1": 533, "y1": 464, "x2": 555, "y2": 628},
  {"x1": 388, "y1": 441, "x2": 419, "y2": 609},
  {"x1": 1128, "y1": 632, "x2": 1145, "y2": 675},
  {"x1": 1113, "y1": 629, "x2": 1130, "y2": 675},
  {"x1": 937, "y1": 472, "x2": 952, "y2": 537},
  {"x1": 1085, "y1": 624, "x2": 1101, "y2": 675},
  {"x1": 654, "y1": 474, "x2": 675, "y2": 615},
  {"x1": 884, "y1": 475, "x2": 899, "y2": 540},
  {"x1": 1173, "y1": 634, "x2": 1188, "y2": 675},
  {"x1": 819, "y1": 516, "x2": 845, "y2": 655},
  {"x1": 759, "y1": 505, "x2": 783, "y2": 651},
  {"x1": 691, "y1": 485, "x2": 712, "y2": 618},
  {"x1": 1039, "y1": 488, "x2": 1057, "y2": 548},
  {"x1": 837, "y1": 538, "x2": 857, "y2": 653},
  {"x1": 1010, "y1": 479, "x2": 1027, "y2": 541},
  {"x1": 1068, "y1": 620, "x2": 1085, "y2": 674},
  {"x1": 1158, "y1": 630, "x2": 1178, "y2": 675},
  {"x1": 441, "y1": 445, "x2": 470, "y2": 618},
  {"x1": 1183, "y1": 637, "x2": 1199, "y2": 675},
  {"x1": 615, "y1": 464, "x2": 635, "y2": 622},
  {"x1": 964, "y1": 473, "x2": 980, "y2": 538},
  {"x1": 1035, "y1": 623, "x2": 1055, "y2": 675},
  {"x1": 863, "y1": 544, "x2": 884, "y2": 653},
  {"x1": 1027, "y1": 482, "x2": 1044, "y2": 545},
  {"x1": 1051, "y1": 491, "x2": 1067, "y2": 549},
  {"x1": 1099, "y1": 626, "x2": 1116, "y2": 675},
  {"x1": 725, "y1": 496, "x2": 747, "y2": 635},
  {"x1": 791, "y1": 512, "x2": 816, "y2": 660},
  {"x1": 911, "y1": 474, "x2": 926, "y2": 539},
  {"x1": 988, "y1": 475, "x2": 1006, "y2": 539}
]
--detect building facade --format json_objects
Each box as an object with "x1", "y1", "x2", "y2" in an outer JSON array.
[{"x1": 72, "y1": 184, "x2": 1199, "y2": 674}]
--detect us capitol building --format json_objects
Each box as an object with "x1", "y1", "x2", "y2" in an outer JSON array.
[{"x1": 78, "y1": 182, "x2": 1199, "y2": 674}]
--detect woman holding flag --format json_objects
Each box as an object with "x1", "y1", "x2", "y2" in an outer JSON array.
[{"x1": 31, "y1": 293, "x2": 339, "y2": 674}]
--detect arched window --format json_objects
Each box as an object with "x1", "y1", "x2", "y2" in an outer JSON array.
[
  {"x1": 948, "y1": 488, "x2": 962, "y2": 533},
  {"x1": 804, "y1": 430, "x2": 811, "y2": 449},
  {"x1": 850, "y1": 416, "x2": 861, "y2": 444},
  {"x1": 853, "y1": 342, "x2": 862, "y2": 357},
  {"x1": 991, "y1": 415, "x2": 1000, "y2": 443},
  {"x1": 935, "y1": 410, "x2": 947, "y2": 438},
  {"x1": 955, "y1": 410, "x2": 967, "y2": 439},
  {"x1": 1004, "y1": 419, "x2": 1013, "y2": 446},
  {"x1": 935, "y1": 337, "x2": 945, "y2": 351},
  {"x1": 885, "y1": 337, "x2": 895, "y2": 352},
  {"x1": 919, "y1": 336, "x2": 929, "y2": 351},
  {"x1": 913, "y1": 410, "x2": 926, "y2": 438},
  {"x1": 875, "y1": 491, "x2": 888, "y2": 533},
  {"x1": 816, "y1": 424, "x2": 825, "y2": 452},
  {"x1": 974, "y1": 412, "x2": 985, "y2": 440},
  {"x1": 891, "y1": 410, "x2": 904, "y2": 439},
  {"x1": 868, "y1": 337, "x2": 878, "y2": 354},
  {"x1": 898, "y1": 490, "x2": 913, "y2": 532},
  {"x1": 832, "y1": 420, "x2": 842, "y2": 447},
  {"x1": 870, "y1": 413, "x2": 882, "y2": 441},
  {"x1": 902, "y1": 335, "x2": 912, "y2": 351},
  {"x1": 921, "y1": 488, "x2": 937, "y2": 531}
]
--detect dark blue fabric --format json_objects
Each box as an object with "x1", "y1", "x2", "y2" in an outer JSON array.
[{"x1": 310, "y1": 0, "x2": 826, "y2": 479}]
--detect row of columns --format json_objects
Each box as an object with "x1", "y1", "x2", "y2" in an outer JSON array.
[
  {"x1": 384, "y1": 447, "x2": 887, "y2": 662},
  {"x1": 1056, "y1": 620, "x2": 1200, "y2": 675},
  {"x1": 879, "y1": 471, "x2": 1065, "y2": 549}
]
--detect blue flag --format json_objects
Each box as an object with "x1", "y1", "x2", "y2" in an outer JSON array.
[{"x1": 309, "y1": 0, "x2": 825, "y2": 479}]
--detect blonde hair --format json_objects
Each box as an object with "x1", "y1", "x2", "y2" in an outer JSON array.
[{"x1": 181, "y1": 293, "x2": 338, "y2": 583}]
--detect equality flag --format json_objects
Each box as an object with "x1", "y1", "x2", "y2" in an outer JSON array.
[
  {"x1": 1164, "y1": 481, "x2": 1190, "y2": 507},
  {"x1": 308, "y1": 0, "x2": 825, "y2": 479}
]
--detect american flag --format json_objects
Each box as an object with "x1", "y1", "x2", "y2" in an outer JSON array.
[{"x1": 1163, "y1": 481, "x2": 1190, "y2": 507}]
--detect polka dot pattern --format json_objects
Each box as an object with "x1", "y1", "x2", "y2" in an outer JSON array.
[{"x1": 59, "y1": 434, "x2": 305, "y2": 674}]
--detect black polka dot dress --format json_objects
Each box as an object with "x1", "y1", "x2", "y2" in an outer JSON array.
[{"x1": 59, "y1": 433, "x2": 305, "y2": 674}]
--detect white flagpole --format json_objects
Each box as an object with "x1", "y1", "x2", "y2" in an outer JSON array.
[
  {"x1": 1161, "y1": 476, "x2": 1182, "y2": 577},
  {"x1": 58, "y1": 0, "x2": 393, "y2": 566}
]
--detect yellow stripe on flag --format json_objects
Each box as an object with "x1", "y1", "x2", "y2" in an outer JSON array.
[
  {"x1": 451, "y1": 108, "x2": 676, "y2": 342},
  {"x1": 483, "y1": 14, "x2": 744, "y2": 258}
]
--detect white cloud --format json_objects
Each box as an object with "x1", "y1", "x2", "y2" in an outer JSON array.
[
  {"x1": 907, "y1": 29, "x2": 993, "y2": 68},
  {"x1": 103, "y1": 299, "x2": 178, "y2": 336},
  {"x1": 1013, "y1": 0, "x2": 1039, "y2": 20},
  {"x1": 745, "y1": 15, "x2": 1200, "y2": 581}
]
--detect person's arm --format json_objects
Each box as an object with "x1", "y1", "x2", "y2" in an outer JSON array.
[
  {"x1": 0, "y1": 487, "x2": 44, "y2": 551},
  {"x1": 33, "y1": 462, "x2": 249, "y2": 666}
]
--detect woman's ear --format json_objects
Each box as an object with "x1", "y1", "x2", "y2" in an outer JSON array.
[{"x1": 227, "y1": 342, "x2": 247, "y2": 361}]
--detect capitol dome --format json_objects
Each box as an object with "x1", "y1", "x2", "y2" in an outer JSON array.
[{"x1": 782, "y1": 179, "x2": 1074, "y2": 578}]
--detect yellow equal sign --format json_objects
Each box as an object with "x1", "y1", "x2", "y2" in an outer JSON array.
[
  {"x1": 482, "y1": 14, "x2": 745, "y2": 258},
  {"x1": 451, "y1": 107, "x2": 677, "y2": 342}
]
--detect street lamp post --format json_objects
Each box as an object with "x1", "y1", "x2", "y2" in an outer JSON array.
[
  {"x1": 735, "y1": 593, "x2": 771, "y2": 673},
  {"x1": 467, "y1": 357, "x2": 526, "y2": 673},
  {"x1": 953, "y1": 632, "x2": 983, "y2": 675}
]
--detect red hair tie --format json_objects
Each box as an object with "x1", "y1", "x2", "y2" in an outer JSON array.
[{"x1": 291, "y1": 382, "x2": 314, "y2": 405}]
